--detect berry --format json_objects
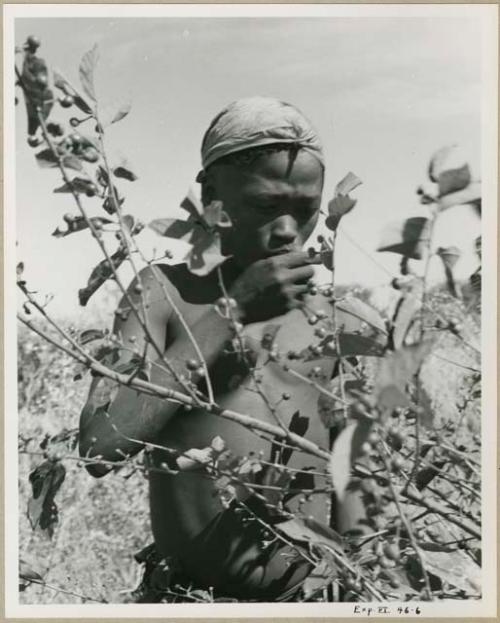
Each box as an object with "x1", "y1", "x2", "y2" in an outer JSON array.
[
  {"x1": 316, "y1": 234, "x2": 324, "y2": 243},
  {"x1": 133, "y1": 283, "x2": 143, "y2": 295},
  {"x1": 186, "y1": 359, "x2": 199, "y2": 371},
  {"x1": 26, "y1": 35, "x2": 41, "y2": 51},
  {"x1": 70, "y1": 117, "x2": 81, "y2": 128},
  {"x1": 311, "y1": 366, "x2": 322, "y2": 376},
  {"x1": 85, "y1": 183, "x2": 97, "y2": 198},
  {"x1": 314, "y1": 327, "x2": 326, "y2": 338},
  {"x1": 59, "y1": 94, "x2": 74, "y2": 108},
  {"x1": 282, "y1": 392, "x2": 291, "y2": 401},
  {"x1": 27, "y1": 135, "x2": 41, "y2": 147},
  {"x1": 383, "y1": 542, "x2": 400, "y2": 561},
  {"x1": 308, "y1": 286, "x2": 318, "y2": 296},
  {"x1": 82, "y1": 148, "x2": 99, "y2": 163},
  {"x1": 308, "y1": 315, "x2": 318, "y2": 325},
  {"x1": 390, "y1": 456, "x2": 404, "y2": 472},
  {"x1": 316, "y1": 309, "x2": 327, "y2": 319}
]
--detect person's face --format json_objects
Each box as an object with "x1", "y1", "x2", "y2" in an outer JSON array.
[{"x1": 203, "y1": 149, "x2": 324, "y2": 268}]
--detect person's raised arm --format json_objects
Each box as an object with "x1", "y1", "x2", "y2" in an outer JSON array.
[{"x1": 79, "y1": 252, "x2": 319, "y2": 477}]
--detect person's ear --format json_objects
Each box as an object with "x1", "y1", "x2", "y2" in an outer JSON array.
[{"x1": 200, "y1": 170, "x2": 216, "y2": 207}]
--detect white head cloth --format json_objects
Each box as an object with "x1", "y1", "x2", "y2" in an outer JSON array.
[{"x1": 200, "y1": 96, "x2": 324, "y2": 171}]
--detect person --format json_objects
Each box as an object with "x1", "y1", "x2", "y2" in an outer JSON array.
[{"x1": 79, "y1": 97, "x2": 379, "y2": 602}]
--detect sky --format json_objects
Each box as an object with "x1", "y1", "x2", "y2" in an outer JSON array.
[{"x1": 13, "y1": 11, "x2": 486, "y2": 319}]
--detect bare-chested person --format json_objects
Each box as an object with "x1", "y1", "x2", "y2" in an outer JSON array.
[{"x1": 79, "y1": 97, "x2": 376, "y2": 602}]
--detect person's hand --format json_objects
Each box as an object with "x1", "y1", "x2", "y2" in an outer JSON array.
[{"x1": 229, "y1": 251, "x2": 320, "y2": 323}]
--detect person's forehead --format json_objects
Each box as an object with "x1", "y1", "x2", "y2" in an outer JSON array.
[{"x1": 223, "y1": 149, "x2": 323, "y2": 186}]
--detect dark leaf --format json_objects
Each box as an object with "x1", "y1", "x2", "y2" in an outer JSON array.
[
  {"x1": 374, "y1": 340, "x2": 434, "y2": 419},
  {"x1": 17, "y1": 262, "x2": 24, "y2": 277},
  {"x1": 148, "y1": 218, "x2": 194, "y2": 241},
  {"x1": 21, "y1": 53, "x2": 54, "y2": 134},
  {"x1": 78, "y1": 247, "x2": 127, "y2": 306},
  {"x1": 391, "y1": 278, "x2": 424, "y2": 350},
  {"x1": 102, "y1": 192, "x2": 124, "y2": 215},
  {"x1": 438, "y1": 164, "x2": 471, "y2": 197},
  {"x1": 110, "y1": 102, "x2": 131, "y2": 125},
  {"x1": 329, "y1": 418, "x2": 372, "y2": 501},
  {"x1": 279, "y1": 411, "x2": 309, "y2": 465},
  {"x1": 53, "y1": 176, "x2": 93, "y2": 195},
  {"x1": 73, "y1": 93, "x2": 93, "y2": 115},
  {"x1": 28, "y1": 460, "x2": 66, "y2": 537},
  {"x1": 377, "y1": 217, "x2": 430, "y2": 260},
  {"x1": 36, "y1": 149, "x2": 83, "y2": 172},
  {"x1": 180, "y1": 186, "x2": 203, "y2": 217},
  {"x1": 96, "y1": 164, "x2": 109, "y2": 187},
  {"x1": 79, "y1": 44, "x2": 99, "y2": 102},
  {"x1": 52, "y1": 216, "x2": 111, "y2": 238},
  {"x1": 113, "y1": 164, "x2": 138, "y2": 182}
]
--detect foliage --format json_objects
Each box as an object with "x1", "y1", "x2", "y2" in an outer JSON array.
[{"x1": 15, "y1": 36, "x2": 483, "y2": 604}]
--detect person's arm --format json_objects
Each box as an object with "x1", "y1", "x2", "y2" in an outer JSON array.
[
  {"x1": 79, "y1": 252, "x2": 319, "y2": 477},
  {"x1": 78, "y1": 264, "x2": 236, "y2": 476}
]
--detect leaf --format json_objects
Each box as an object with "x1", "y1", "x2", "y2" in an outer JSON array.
[
  {"x1": 21, "y1": 53, "x2": 54, "y2": 134},
  {"x1": 73, "y1": 94, "x2": 94, "y2": 115},
  {"x1": 428, "y1": 145, "x2": 464, "y2": 182},
  {"x1": 36, "y1": 149, "x2": 83, "y2": 172},
  {"x1": 19, "y1": 558, "x2": 43, "y2": 591},
  {"x1": 52, "y1": 69, "x2": 72, "y2": 94},
  {"x1": 17, "y1": 262, "x2": 24, "y2": 278},
  {"x1": 318, "y1": 375, "x2": 364, "y2": 429},
  {"x1": 110, "y1": 102, "x2": 131, "y2": 125},
  {"x1": 204, "y1": 200, "x2": 232, "y2": 228},
  {"x1": 276, "y1": 516, "x2": 343, "y2": 555},
  {"x1": 53, "y1": 176, "x2": 93, "y2": 195},
  {"x1": 391, "y1": 278, "x2": 424, "y2": 350},
  {"x1": 438, "y1": 181, "x2": 482, "y2": 212},
  {"x1": 420, "y1": 549, "x2": 481, "y2": 595},
  {"x1": 113, "y1": 164, "x2": 138, "y2": 182},
  {"x1": 78, "y1": 328, "x2": 107, "y2": 346},
  {"x1": 185, "y1": 231, "x2": 228, "y2": 276},
  {"x1": 148, "y1": 218, "x2": 194, "y2": 241},
  {"x1": 89, "y1": 377, "x2": 119, "y2": 409},
  {"x1": 28, "y1": 460, "x2": 66, "y2": 537},
  {"x1": 329, "y1": 418, "x2": 372, "y2": 501},
  {"x1": 325, "y1": 173, "x2": 362, "y2": 231},
  {"x1": 180, "y1": 186, "x2": 203, "y2": 217},
  {"x1": 52, "y1": 216, "x2": 111, "y2": 238},
  {"x1": 326, "y1": 195, "x2": 357, "y2": 231},
  {"x1": 335, "y1": 171, "x2": 362, "y2": 196},
  {"x1": 78, "y1": 246, "x2": 127, "y2": 306},
  {"x1": 79, "y1": 44, "x2": 99, "y2": 102},
  {"x1": 374, "y1": 340, "x2": 434, "y2": 419},
  {"x1": 377, "y1": 217, "x2": 430, "y2": 260},
  {"x1": 438, "y1": 164, "x2": 471, "y2": 197}
]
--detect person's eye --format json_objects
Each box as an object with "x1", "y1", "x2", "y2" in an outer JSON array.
[{"x1": 295, "y1": 205, "x2": 317, "y2": 220}]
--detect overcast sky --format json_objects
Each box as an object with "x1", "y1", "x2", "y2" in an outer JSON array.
[{"x1": 13, "y1": 11, "x2": 486, "y2": 319}]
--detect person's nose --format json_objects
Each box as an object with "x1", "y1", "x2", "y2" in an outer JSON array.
[{"x1": 270, "y1": 214, "x2": 299, "y2": 246}]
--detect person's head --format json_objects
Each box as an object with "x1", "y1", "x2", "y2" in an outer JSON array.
[{"x1": 197, "y1": 97, "x2": 325, "y2": 268}]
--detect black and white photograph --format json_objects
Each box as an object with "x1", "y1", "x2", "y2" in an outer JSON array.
[{"x1": 4, "y1": 3, "x2": 498, "y2": 618}]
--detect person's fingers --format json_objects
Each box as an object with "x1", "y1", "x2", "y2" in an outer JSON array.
[
  {"x1": 279, "y1": 251, "x2": 321, "y2": 268},
  {"x1": 286, "y1": 265, "x2": 316, "y2": 284}
]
